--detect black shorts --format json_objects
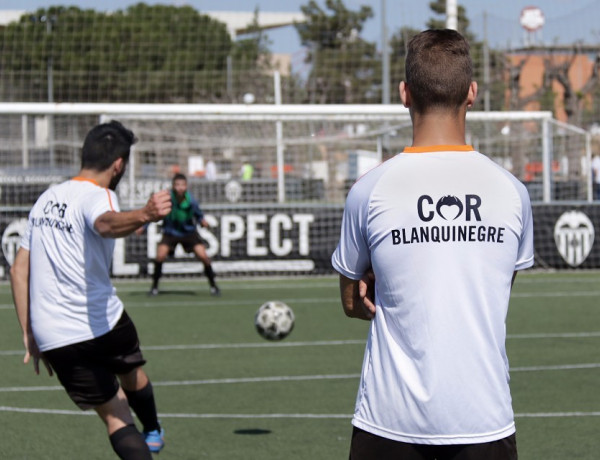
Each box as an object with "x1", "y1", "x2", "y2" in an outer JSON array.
[
  {"x1": 160, "y1": 232, "x2": 206, "y2": 253},
  {"x1": 349, "y1": 427, "x2": 517, "y2": 460},
  {"x1": 43, "y1": 311, "x2": 146, "y2": 410}
]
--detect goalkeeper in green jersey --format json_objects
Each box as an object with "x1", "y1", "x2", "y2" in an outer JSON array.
[{"x1": 141, "y1": 173, "x2": 220, "y2": 296}]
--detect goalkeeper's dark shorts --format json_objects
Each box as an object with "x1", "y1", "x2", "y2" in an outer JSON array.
[
  {"x1": 349, "y1": 427, "x2": 517, "y2": 460},
  {"x1": 160, "y1": 232, "x2": 206, "y2": 253},
  {"x1": 43, "y1": 311, "x2": 146, "y2": 410}
]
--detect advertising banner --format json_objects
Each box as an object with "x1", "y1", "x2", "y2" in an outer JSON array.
[{"x1": 2, "y1": 204, "x2": 599, "y2": 279}]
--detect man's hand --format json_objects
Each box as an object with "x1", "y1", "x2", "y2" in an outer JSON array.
[
  {"x1": 144, "y1": 190, "x2": 172, "y2": 222},
  {"x1": 359, "y1": 270, "x2": 376, "y2": 318},
  {"x1": 23, "y1": 331, "x2": 52, "y2": 376},
  {"x1": 339, "y1": 273, "x2": 376, "y2": 321}
]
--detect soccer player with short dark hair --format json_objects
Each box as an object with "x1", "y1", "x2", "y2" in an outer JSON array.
[
  {"x1": 143, "y1": 172, "x2": 220, "y2": 297},
  {"x1": 10, "y1": 120, "x2": 171, "y2": 459},
  {"x1": 332, "y1": 29, "x2": 534, "y2": 460}
]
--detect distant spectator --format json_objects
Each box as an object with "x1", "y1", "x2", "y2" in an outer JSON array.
[
  {"x1": 240, "y1": 161, "x2": 254, "y2": 181},
  {"x1": 205, "y1": 160, "x2": 217, "y2": 181}
]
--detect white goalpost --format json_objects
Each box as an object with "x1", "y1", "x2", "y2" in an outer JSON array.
[
  {"x1": 0, "y1": 103, "x2": 591, "y2": 207},
  {"x1": 0, "y1": 103, "x2": 596, "y2": 278}
]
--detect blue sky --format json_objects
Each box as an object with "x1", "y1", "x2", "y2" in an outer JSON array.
[{"x1": 4, "y1": 0, "x2": 600, "y2": 53}]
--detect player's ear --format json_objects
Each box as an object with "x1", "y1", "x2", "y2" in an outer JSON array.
[
  {"x1": 399, "y1": 81, "x2": 411, "y2": 108},
  {"x1": 113, "y1": 157, "x2": 124, "y2": 175},
  {"x1": 466, "y1": 81, "x2": 478, "y2": 108}
]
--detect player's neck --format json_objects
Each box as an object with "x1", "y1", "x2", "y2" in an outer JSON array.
[
  {"x1": 75, "y1": 168, "x2": 111, "y2": 188},
  {"x1": 410, "y1": 110, "x2": 467, "y2": 148}
]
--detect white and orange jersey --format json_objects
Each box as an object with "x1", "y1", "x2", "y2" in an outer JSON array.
[
  {"x1": 332, "y1": 146, "x2": 534, "y2": 445},
  {"x1": 19, "y1": 178, "x2": 124, "y2": 352}
]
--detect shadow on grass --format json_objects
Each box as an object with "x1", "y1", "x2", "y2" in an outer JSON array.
[
  {"x1": 129, "y1": 290, "x2": 200, "y2": 297},
  {"x1": 233, "y1": 429, "x2": 272, "y2": 436}
]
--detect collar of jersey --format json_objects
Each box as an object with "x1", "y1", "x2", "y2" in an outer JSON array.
[
  {"x1": 72, "y1": 176, "x2": 100, "y2": 186},
  {"x1": 403, "y1": 145, "x2": 474, "y2": 153}
]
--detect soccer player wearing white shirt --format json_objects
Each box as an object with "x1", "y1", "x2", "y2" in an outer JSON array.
[
  {"x1": 332, "y1": 30, "x2": 534, "y2": 460},
  {"x1": 10, "y1": 121, "x2": 172, "y2": 460}
]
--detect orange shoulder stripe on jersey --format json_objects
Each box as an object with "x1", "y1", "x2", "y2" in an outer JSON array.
[
  {"x1": 105, "y1": 189, "x2": 115, "y2": 211},
  {"x1": 403, "y1": 145, "x2": 475, "y2": 153},
  {"x1": 71, "y1": 176, "x2": 100, "y2": 186},
  {"x1": 71, "y1": 176, "x2": 115, "y2": 211}
]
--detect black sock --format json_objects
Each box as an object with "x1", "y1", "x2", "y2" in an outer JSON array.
[
  {"x1": 152, "y1": 262, "x2": 162, "y2": 289},
  {"x1": 204, "y1": 264, "x2": 216, "y2": 287},
  {"x1": 109, "y1": 424, "x2": 152, "y2": 460},
  {"x1": 124, "y1": 382, "x2": 160, "y2": 433}
]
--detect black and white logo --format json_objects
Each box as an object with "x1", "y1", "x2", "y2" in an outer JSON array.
[
  {"x1": 1, "y1": 219, "x2": 28, "y2": 266},
  {"x1": 225, "y1": 180, "x2": 242, "y2": 203},
  {"x1": 554, "y1": 210, "x2": 594, "y2": 267},
  {"x1": 417, "y1": 194, "x2": 482, "y2": 222}
]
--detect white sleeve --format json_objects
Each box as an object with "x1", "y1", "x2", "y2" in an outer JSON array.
[
  {"x1": 19, "y1": 212, "x2": 33, "y2": 251},
  {"x1": 515, "y1": 185, "x2": 534, "y2": 270},
  {"x1": 84, "y1": 188, "x2": 121, "y2": 234},
  {"x1": 331, "y1": 183, "x2": 371, "y2": 280}
]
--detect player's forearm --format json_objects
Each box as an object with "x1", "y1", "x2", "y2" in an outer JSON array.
[
  {"x1": 95, "y1": 189, "x2": 172, "y2": 238},
  {"x1": 9, "y1": 248, "x2": 31, "y2": 334},
  {"x1": 94, "y1": 209, "x2": 150, "y2": 238}
]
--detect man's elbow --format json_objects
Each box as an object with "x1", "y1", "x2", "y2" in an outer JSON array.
[
  {"x1": 94, "y1": 222, "x2": 113, "y2": 238},
  {"x1": 94, "y1": 213, "x2": 119, "y2": 238},
  {"x1": 9, "y1": 263, "x2": 19, "y2": 280}
]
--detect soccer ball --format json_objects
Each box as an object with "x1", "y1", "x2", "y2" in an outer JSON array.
[{"x1": 254, "y1": 301, "x2": 295, "y2": 341}]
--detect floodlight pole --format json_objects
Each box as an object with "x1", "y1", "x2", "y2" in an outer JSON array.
[
  {"x1": 446, "y1": 0, "x2": 458, "y2": 30},
  {"x1": 381, "y1": 0, "x2": 390, "y2": 105},
  {"x1": 41, "y1": 15, "x2": 56, "y2": 170}
]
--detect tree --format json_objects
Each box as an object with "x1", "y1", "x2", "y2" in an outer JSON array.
[
  {"x1": 295, "y1": 0, "x2": 377, "y2": 103},
  {"x1": 544, "y1": 47, "x2": 600, "y2": 126},
  {"x1": 229, "y1": 8, "x2": 277, "y2": 103},
  {"x1": 0, "y1": 4, "x2": 272, "y2": 103},
  {"x1": 387, "y1": 26, "x2": 423, "y2": 104},
  {"x1": 505, "y1": 45, "x2": 600, "y2": 126}
]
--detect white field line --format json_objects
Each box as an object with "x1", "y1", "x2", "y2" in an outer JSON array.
[
  {"x1": 112, "y1": 281, "x2": 339, "y2": 292},
  {"x1": 510, "y1": 291, "x2": 600, "y2": 298},
  {"x1": 511, "y1": 363, "x2": 600, "y2": 372},
  {"x1": 2, "y1": 289, "x2": 600, "y2": 311},
  {"x1": 2, "y1": 280, "x2": 600, "y2": 310},
  {"x1": 1, "y1": 362, "x2": 600, "y2": 394},
  {"x1": 506, "y1": 331, "x2": 600, "y2": 339},
  {"x1": 0, "y1": 297, "x2": 339, "y2": 310},
  {"x1": 2, "y1": 331, "x2": 600, "y2": 357},
  {"x1": 0, "y1": 405, "x2": 599, "y2": 420},
  {"x1": 0, "y1": 339, "x2": 365, "y2": 356}
]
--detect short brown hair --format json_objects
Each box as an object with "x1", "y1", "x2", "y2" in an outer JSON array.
[
  {"x1": 405, "y1": 29, "x2": 472, "y2": 113},
  {"x1": 81, "y1": 120, "x2": 137, "y2": 171}
]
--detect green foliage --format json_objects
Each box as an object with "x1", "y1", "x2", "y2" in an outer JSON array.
[
  {"x1": 295, "y1": 0, "x2": 378, "y2": 103},
  {"x1": 229, "y1": 7, "x2": 276, "y2": 103},
  {"x1": 0, "y1": 4, "x2": 276, "y2": 102},
  {"x1": 388, "y1": 26, "x2": 420, "y2": 103}
]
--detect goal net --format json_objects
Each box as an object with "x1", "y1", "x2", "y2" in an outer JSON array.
[
  {"x1": 0, "y1": 103, "x2": 595, "y2": 278},
  {"x1": 0, "y1": 103, "x2": 592, "y2": 207}
]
